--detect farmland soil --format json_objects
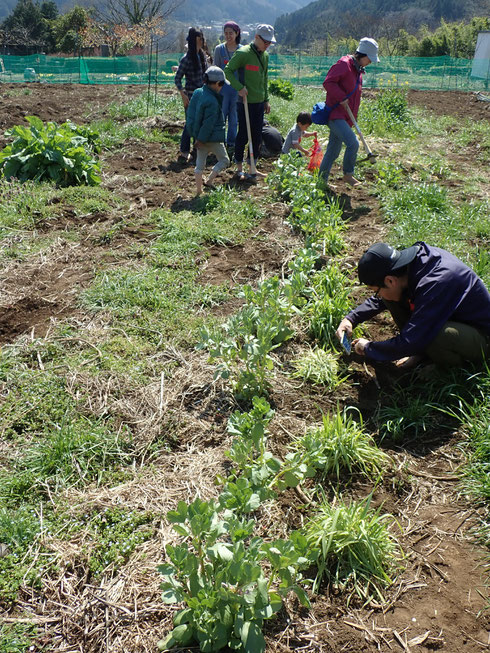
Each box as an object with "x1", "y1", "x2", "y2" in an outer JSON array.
[{"x1": 0, "y1": 84, "x2": 489, "y2": 653}]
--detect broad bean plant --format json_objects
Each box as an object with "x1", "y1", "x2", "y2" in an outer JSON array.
[
  {"x1": 198, "y1": 249, "x2": 320, "y2": 402},
  {"x1": 159, "y1": 497, "x2": 312, "y2": 653}
]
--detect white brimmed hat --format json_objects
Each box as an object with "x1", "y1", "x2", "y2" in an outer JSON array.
[
  {"x1": 256, "y1": 24, "x2": 276, "y2": 43},
  {"x1": 357, "y1": 37, "x2": 379, "y2": 62}
]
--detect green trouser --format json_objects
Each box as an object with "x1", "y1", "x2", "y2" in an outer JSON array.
[{"x1": 383, "y1": 300, "x2": 490, "y2": 367}]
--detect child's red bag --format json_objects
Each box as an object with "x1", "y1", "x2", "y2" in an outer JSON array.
[{"x1": 307, "y1": 137, "x2": 322, "y2": 171}]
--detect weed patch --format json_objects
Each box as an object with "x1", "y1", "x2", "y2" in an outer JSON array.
[
  {"x1": 291, "y1": 347, "x2": 345, "y2": 389},
  {"x1": 70, "y1": 506, "x2": 155, "y2": 578},
  {"x1": 304, "y1": 496, "x2": 401, "y2": 603},
  {"x1": 0, "y1": 622, "x2": 37, "y2": 651},
  {"x1": 360, "y1": 88, "x2": 415, "y2": 137},
  {"x1": 290, "y1": 408, "x2": 389, "y2": 480}
]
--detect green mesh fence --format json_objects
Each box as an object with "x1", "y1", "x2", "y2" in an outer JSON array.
[{"x1": 0, "y1": 53, "x2": 489, "y2": 90}]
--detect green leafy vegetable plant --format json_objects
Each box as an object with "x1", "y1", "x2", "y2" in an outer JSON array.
[
  {"x1": 219, "y1": 397, "x2": 326, "y2": 511},
  {"x1": 199, "y1": 250, "x2": 320, "y2": 402},
  {"x1": 158, "y1": 497, "x2": 311, "y2": 652},
  {"x1": 269, "y1": 78, "x2": 294, "y2": 101},
  {"x1": 219, "y1": 397, "x2": 281, "y2": 513},
  {"x1": 269, "y1": 154, "x2": 345, "y2": 254},
  {"x1": 0, "y1": 116, "x2": 101, "y2": 186}
]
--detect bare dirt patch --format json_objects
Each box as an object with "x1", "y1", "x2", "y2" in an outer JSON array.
[
  {"x1": 408, "y1": 89, "x2": 490, "y2": 122},
  {"x1": 0, "y1": 239, "x2": 117, "y2": 344},
  {"x1": 0, "y1": 82, "x2": 142, "y2": 128}
]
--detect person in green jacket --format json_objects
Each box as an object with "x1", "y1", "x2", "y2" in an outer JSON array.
[
  {"x1": 224, "y1": 24, "x2": 276, "y2": 180},
  {"x1": 186, "y1": 66, "x2": 231, "y2": 195}
]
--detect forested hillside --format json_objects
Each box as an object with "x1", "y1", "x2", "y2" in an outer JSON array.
[
  {"x1": 172, "y1": 0, "x2": 311, "y2": 26},
  {"x1": 275, "y1": 0, "x2": 490, "y2": 50}
]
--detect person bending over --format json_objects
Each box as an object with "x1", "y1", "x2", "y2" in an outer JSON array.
[
  {"x1": 319, "y1": 37, "x2": 378, "y2": 187},
  {"x1": 282, "y1": 112, "x2": 317, "y2": 155},
  {"x1": 336, "y1": 242, "x2": 490, "y2": 368}
]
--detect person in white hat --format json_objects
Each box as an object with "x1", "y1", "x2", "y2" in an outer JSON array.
[
  {"x1": 224, "y1": 24, "x2": 276, "y2": 180},
  {"x1": 319, "y1": 37, "x2": 379, "y2": 187}
]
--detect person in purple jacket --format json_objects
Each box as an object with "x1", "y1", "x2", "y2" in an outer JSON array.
[
  {"x1": 319, "y1": 37, "x2": 379, "y2": 187},
  {"x1": 336, "y1": 242, "x2": 490, "y2": 368}
]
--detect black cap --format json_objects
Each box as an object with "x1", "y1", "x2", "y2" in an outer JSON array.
[{"x1": 357, "y1": 243, "x2": 420, "y2": 286}]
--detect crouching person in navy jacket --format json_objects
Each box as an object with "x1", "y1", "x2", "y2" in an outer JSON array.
[{"x1": 336, "y1": 242, "x2": 490, "y2": 368}]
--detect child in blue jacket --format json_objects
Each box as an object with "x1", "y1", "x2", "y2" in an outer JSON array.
[{"x1": 186, "y1": 66, "x2": 230, "y2": 195}]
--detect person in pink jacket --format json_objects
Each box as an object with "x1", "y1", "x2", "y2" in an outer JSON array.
[{"x1": 319, "y1": 37, "x2": 379, "y2": 187}]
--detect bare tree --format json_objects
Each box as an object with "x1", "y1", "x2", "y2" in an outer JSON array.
[
  {"x1": 101, "y1": 0, "x2": 183, "y2": 26},
  {"x1": 81, "y1": 15, "x2": 164, "y2": 56}
]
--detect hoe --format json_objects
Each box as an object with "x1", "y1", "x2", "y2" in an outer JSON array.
[
  {"x1": 242, "y1": 96, "x2": 264, "y2": 181},
  {"x1": 344, "y1": 105, "x2": 378, "y2": 164}
]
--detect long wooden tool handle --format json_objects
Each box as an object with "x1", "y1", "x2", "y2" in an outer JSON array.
[
  {"x1": 243, "y1": 95, "x2": 257, "y2": 175},
  {"x1": 344, "y1": 104, "x2": 372, "y2": 157}
]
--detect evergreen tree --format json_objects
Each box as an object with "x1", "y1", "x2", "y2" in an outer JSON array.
[{"x1": 1, "y1": 0, "x2": 49, "y2": 50}]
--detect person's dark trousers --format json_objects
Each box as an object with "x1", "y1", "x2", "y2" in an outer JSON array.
[
  {"x1": 234, "y1": 101, "x2": 265, "y2": 164},
  {"x1": 383, "y1": 298, "x2": 490, "y2": 366},
  {"x1": 180, "y1": 104, "x2": 191, "y2": 154},
  {"x1": 180, "y1": 123, "x2": 191, "y2": 154}
]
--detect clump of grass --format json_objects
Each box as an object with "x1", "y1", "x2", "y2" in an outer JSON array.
[
  {"x1": 92, "y1": 119, "x2": 166, "y2": 148},
  {"x1": 0, "y1": 366, "x2": 75, "y2": 441},
  {"x1": 381, "y1": 182, "x2": 464, "y2": 248},
  {"x1": 0, "y1": 503, "x2": 57, "y2": 605},
  {"x1": 0, "y1": 178, "x2": 57, "y2": 235},
  {"x1": 81, "y1": 264, "x2": 227, "y2": 345},
  {"x1": 456, "y1": 396, "x2": 490, "y2": 502},
  {"x1": 107, "y1": 92, "x2": 183, "y2": 120},
  {"x1": 384, "y1": 182, "x2": 450, "y2": 220},
  {"x1": 151, "y1": 188, "x2": 263, "y2": 255},
  {"x1": 290, "y1": 408, "x2": 390, "y2": 479},
  {"x1": 376, "y1": 379, "x2": 455, "y2": 441},
  {"x1": 291, "y1": 347, "x2": 345, "y2": 389},
  {"x1": 1, "y1": 417, "x2": 133, "y2": 506},
  {"x1": 360, "y1": 88, "x2": 415, "y2": 137},
  {"x1": 0, "y1": 623, "x2": 38, "y2": 652},
  {"x1": 304, "y1": 496, "x2": 401, "y2": 603},
  {"x1": 0, "y1": 507, "x2": 41, "y2": 551}
]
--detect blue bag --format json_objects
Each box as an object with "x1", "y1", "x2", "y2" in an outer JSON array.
[
  {"x1": 311, "y1": 74, "x2": 361, "y2": 125},
  {"x1": 311, "y1": 102, "x2": 333, "y2": 125}
]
